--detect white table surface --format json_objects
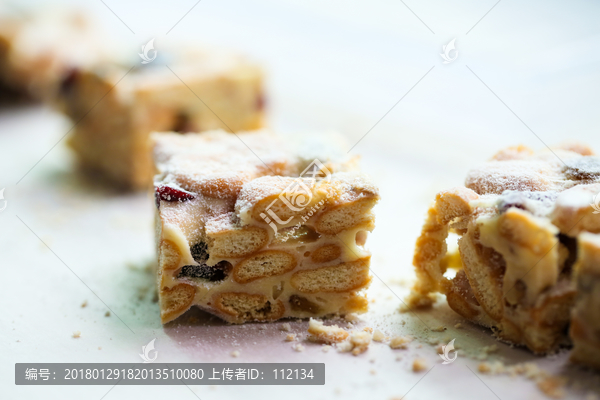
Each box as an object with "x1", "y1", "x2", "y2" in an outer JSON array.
[{"x1": 3, "y1": 0, "x2": 600, "y2": 399}]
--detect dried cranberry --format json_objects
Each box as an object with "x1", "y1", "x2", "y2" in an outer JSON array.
[
  {"x1": 155, "y1": 185, "x2": 195, "y2": 208},
  {"x1": 60, "y1": 68, "x2": 80, "y2": 96},
  {"x1": 256, "y1": 93, "x2": 265, "y2": 110}
]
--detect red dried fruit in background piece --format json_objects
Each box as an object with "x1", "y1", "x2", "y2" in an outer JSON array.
[
  {"x1": 60, "y1": 68, "x2": 80, "y2": 96},
  {"x1": 155, "y1": 185, "x2": 196, "y2": 208}
]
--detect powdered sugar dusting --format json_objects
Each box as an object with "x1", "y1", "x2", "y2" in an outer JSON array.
[
  {"x1": 153, "y1": 129, "x2": 377, "y2": 243},
  {"x1": 466, "y1": 147, "x2": 600, "y2": 196}
]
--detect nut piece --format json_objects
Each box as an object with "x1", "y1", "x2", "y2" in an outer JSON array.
[{"x1": 307, "y1": 318, "x2": 349, "y2": 344}]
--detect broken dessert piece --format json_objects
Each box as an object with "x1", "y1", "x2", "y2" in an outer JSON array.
[
  {"x1": 307, "y1": 318, "x2": 349, "y2": 343},
  {"x1": 409, "y1": 144, "x2": 600, "y2": 354},
  {"x1": 570, "y1": 233, "x2": 600, "y2": 369},
  {"x1": 59, "y1": 48, "x2": 264, "y2": 189},
  {"x1": 154, "y1": 129, "x2": 379, "y2": 324}
]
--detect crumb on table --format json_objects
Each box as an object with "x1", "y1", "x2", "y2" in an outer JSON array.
[
  {"x1": 372, "y1": 329, "x2": 385, "y2": 342},
  {"x1": 281, "y1": 323, "x2": 291, "y2": 332},
  {"x1": 285, "y1": 334, "x2": 296, "y2": 342},
  {"x1": 537, "y1": 376, "x2": 566, "y2": 399},
  {"x1": 412, "y1": 358, "x2": 427, "y2": 372},
  {"x1": 307, "y1": 318, "x2": 349, "y2": 344},
  {"x1": 389, "y1": 336, "x2": 412, "y2": 349},
  {"x1": 293, "y1": 343, "x2": 305, "y2": 352},
  {"x1": 350, "y1": 331, "x2": 372, "y2": 356}
]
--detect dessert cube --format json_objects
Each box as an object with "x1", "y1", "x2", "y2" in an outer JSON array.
[{"x1": 153, "y1": 129, "x2": 379, "y2": 324}]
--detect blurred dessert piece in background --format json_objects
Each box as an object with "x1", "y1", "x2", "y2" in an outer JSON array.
[
  {"x1": 0, "y1": 5, "x2": 265, "y2": 190},
  {"x1": 408, "y1": 143, "x2": 600, "y2": 358},
  {"x1": 59, "y1": 49, "x2": 265, "y2": 189},
  {"x1": 0, "y1": 6, "x2": 113, "y2": 101},
  {"x1": 152, "y1": 129, "x2": 378, "y2": 324}
]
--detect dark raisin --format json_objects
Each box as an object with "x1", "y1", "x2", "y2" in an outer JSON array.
[
  {"x1": 289, "y1": 295, "x2": 321, "y2": 314},
  {"x1": 558, "y1": 233, "x2": 577, "y2": 274},
  {"x1": 155, "y1": 185, "x2": 195, "y2": 207},
  {"x1": 498, "y1": 191, "x2": 557, "y2": 215},
  {"x1": 59, "y1": 68, "x2": 80, "y2": 96},
  {"x1": 172, "y1": 112, "x2": 196, "y2": 133},
  {"x1": 177, "y1": 261, "x2": 232, "y2": 281},
  {"x1": 563, "y1": 157, "x2": 600, "y2": 181},
  {"x1": 190, "y1": 242, "x2": 209, "y2": 264},
  {"x1": 498, "y1": 199, "x2": 527, "y2": 213}
]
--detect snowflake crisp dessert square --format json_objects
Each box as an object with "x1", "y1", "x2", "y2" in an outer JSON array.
[
  {"x1": 59, "y1": 49, "x2": 264, "y2": 189},
  {"x1": 409, "y1": 144, "x2": 600, "y2": 359},
  {"x1": 153, "y1": 129, "x2": 379, "y2": 324}
]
